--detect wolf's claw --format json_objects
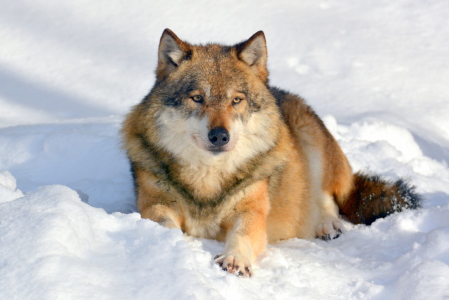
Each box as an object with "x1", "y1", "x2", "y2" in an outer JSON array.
[{"x1": 214, "y1": 254, "x2": 252, "y2": 277}]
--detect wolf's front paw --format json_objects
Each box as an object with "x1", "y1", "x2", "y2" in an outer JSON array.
[
  {"x1": 316, "y1": 215, "x2": 343, "y2": 241},
  {"x1": 214, "y1": 253, "x2": 253, "y2": 277}
]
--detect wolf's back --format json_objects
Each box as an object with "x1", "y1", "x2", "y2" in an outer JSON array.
[{"x1": 339, "y1": 172, "x2": 422, "y2": 225}]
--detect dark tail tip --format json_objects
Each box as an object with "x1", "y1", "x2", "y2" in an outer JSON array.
[{"x1": 340, "y1": 172, "x2": 423, "y2": 225}]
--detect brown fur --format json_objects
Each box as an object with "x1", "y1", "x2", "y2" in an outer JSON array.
[
  {"x1": 121, "y1": 29, "x2": 422, "y2": 277},
  {"x1": 341, "y1": 172, "x2": 422, "y2": 225},
  {"x1": 273, "y1": 88, "x2": 354, "y2": 204}
]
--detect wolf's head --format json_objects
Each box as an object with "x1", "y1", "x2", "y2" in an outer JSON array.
[{"x1": 146, "y1": 29, "x2": 281, "y2": 165}]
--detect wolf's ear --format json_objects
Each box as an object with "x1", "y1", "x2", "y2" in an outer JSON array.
[
  {"x1": 156, "y1": 29, "x2": 191, "y2": 80},
  {"x1": 236, "y1": 31, "x2": 268, "y2": 82}
]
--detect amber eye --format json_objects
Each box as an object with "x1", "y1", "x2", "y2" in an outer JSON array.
[
  {"x1": 233, "y1": 97, "x2": 242, "y2": 104},
  {"x1": 191, "y1": 95, "x2": 203, "y2": 103}
]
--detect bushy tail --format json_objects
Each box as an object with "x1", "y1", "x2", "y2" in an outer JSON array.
[{"x1": 339, "y1": 172, "x2": 423, "y2": 225}]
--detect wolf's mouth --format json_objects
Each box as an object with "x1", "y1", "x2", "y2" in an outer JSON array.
[
  {"x1": 192, "y1": 134, "x2": 236, "y2": 154},
  {"x1": 208, "y1": 147, "x2": 227, "y2": 155}
]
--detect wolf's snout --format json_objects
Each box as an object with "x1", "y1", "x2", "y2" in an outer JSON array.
[{"x1": 208, "y1": 127, "x2": 229, "y2": 146}]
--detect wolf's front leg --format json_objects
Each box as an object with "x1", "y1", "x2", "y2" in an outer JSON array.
[
  {"x1": 141, "y1": 204, "x2": 182, "y2": 230},
  {"x1": 214, "y1": 180, "x2": 270, "y2": 277},
  {"x1": 134, "y1": 166, "x2": 183, "y2": 230}
]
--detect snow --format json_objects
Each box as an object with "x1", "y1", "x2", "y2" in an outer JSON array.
[{"x1": 1, "y1": 0, "x2": 449, "y2": 299}]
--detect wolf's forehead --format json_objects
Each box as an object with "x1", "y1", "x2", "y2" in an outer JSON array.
[
  {"x1": 191, "y1": 74, "x2": 245, "y2": 97},
  {"x1": 177, "y1": 45, "x2": 248, "y2": 94},
  {"x1": 191, "y1": 60, "x2": 245, "y2": 88},
  {"x1": 193, "y1": 46, "x2": 239, "y2": 72},
  {"x1": 198, "y1": 83, "x2": 240, "y2": 98}
]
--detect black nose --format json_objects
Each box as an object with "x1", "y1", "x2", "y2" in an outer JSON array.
[{"x1": 208, "y1": 127, "x2": 230, "y2": 146}]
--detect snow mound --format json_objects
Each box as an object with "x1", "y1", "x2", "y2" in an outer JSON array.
[
  {"x1": 0, "y1": 119, "x2": 135, "y2": 212},
  {"x1": 0, "y1": 184, "x2": 220, "y2": 299},
  {"x1": 325, "y1": 117, "x2": 449, "y2": 202},
  {"x1": 0, "y1": 170, "x2": 24, "y2": 203}
]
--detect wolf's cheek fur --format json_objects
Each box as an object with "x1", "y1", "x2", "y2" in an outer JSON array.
[
  {"x1": 187, "y1": 116, "x2": 210, "y2": 151},
  {"x1": 235, "y1": 109, "x2": 277, "y2": 155},
  {"x1": 155, "y1": 108, "x2": 196, "y2": 157}
]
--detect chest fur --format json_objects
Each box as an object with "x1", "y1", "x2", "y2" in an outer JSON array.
[{"x1": 180, "y1": 188, "x2": 248, "y2": 240}]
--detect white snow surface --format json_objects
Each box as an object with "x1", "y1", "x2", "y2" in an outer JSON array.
[{"x1": 1, "y1": 0, "x2": 449, "y2": 299}]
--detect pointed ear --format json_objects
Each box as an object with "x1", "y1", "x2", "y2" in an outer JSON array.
[
  {"x1": 235, "y1": 31, "x2": 268, "y2": 82},
  {"x1": 156, "y1": 29, "x2": 191, "y2": 80}
]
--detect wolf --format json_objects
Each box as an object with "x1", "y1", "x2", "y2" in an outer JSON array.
[{"x1": 121, "y1": 29, "x2": 421, "y2": 277}]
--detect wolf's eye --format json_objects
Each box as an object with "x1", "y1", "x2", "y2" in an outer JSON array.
[
  {"x1": 233, "y1": 97, "x2": 242, "y2": 104},
  {"x1": 191, "y1": 95, "x2": 203, "y2": 103}
]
